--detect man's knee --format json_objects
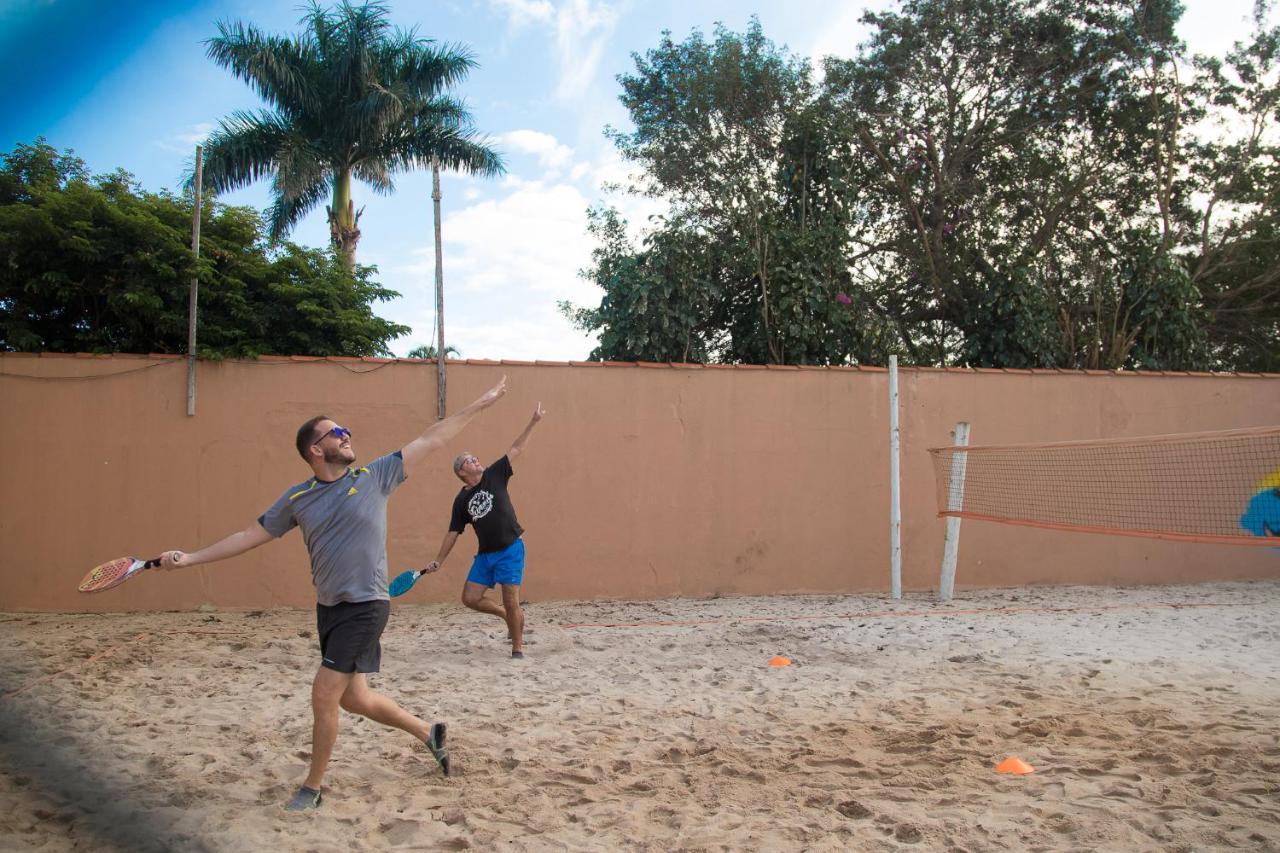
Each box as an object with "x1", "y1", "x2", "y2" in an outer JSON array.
[
  {"x1": 461, "y1": 588, "x2": 484, "y2": 609},
  {"x1": 339, "y1": 691, "x2": 368, "y2": 716},
  {"x1": 308, "y1": 666, "x2": 345, "y2": 706}
]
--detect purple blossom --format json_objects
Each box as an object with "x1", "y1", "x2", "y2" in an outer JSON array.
[{"x1": 835, "y1": 293, "x2": 853, "y2": 305}]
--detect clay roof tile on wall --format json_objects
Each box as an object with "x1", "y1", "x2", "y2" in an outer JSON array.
[{"x1": 14, "y1": 352, "x2": 1280, "y2": 380}]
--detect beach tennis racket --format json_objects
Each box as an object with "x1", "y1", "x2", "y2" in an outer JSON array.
[
  {"x1": 389, "y1": 564, "x2": 435, "y2": 598},
  {"x1": 78, "y1": 556, "x2": 161, "y2": 593}
]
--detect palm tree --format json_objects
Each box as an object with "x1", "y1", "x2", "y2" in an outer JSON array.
[
  {"x1": 201, "y1": 1, "x2": 503, "y2": 270},
  {"x1": 406, "y1": 343, "x2": 458, "y2": 359}
]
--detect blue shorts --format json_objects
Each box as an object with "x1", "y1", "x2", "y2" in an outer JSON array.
[{"x1": 466, "y1": 538, "x2": 525, "y2": 588}]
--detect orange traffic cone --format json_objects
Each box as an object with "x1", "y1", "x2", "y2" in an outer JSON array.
[
  {"x1": 767, "y1": 655, "x2": 792, "y2": 667},
  {"x1": 995, "y1": 756, "x2": 1035, "y2": 774}
]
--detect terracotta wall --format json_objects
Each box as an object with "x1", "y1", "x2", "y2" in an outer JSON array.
[{"x1": 2, "y1": 353, "x2": 1278, "y2": 612}]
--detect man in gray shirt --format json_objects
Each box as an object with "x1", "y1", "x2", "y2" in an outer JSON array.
[{"x1": 158, "y1": 376, "x2": 508, "y2": 811}]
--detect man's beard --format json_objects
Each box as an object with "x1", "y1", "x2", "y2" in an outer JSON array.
[{"x1": 323, "y1": 445, "x2": 354, "y2": 465}]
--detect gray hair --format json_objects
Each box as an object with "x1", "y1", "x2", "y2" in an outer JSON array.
[{"x1": 452, "y1": 452, "x2": 472, "y2": 474}]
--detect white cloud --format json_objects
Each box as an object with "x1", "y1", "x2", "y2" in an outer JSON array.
[
  {"x1": 488, "y1": 0, "x2": 620, "y2": 102},
  {"x1": 553, "y1": 0, "x2": 620, "y2": 100},
  {"x1": 589, "y1": 148, "x2": 638, "y2": 194},
  {"x1": 447, "y1": 306, "x2": 599, "y2": 361},
  {"x1": 372, "y1": 133, "x2": 664, "y2": 361},
  {"x1": 488, "y1": 0, "x2": 555, "y2": 29},
  {"x1": 499, "y1": 129, "x2": 575, "y2": 170},
  {"x1": 154, "y1": 121, "x2": 216, "y2": 153},
  {"x1": 441, "y1": 178, "x2": 600, "y2": 301},
  {"x1": 1179, "y1": 0, "x2": 1258, "y2": 58},
  {"x1": 582, "y1": 148, "x2": 667, "y2": 239},
  {"x1": 807, "y1": 0, "x2": 892, "y2": 81},
  {"x1": 384, "y1": 170, "x2": 607, "y2": 360}
]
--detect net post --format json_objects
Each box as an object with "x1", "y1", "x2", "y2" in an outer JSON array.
[
  {"x1": 938, "y1": 421, "x2": 970, "y2": 601},
  {"x1": 889, "y1": 355, "x2": 902, "y2": 599}
]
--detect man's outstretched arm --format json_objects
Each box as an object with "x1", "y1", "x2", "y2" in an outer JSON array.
[
  {"x1": 160, "y1": 521, "x2": 274, "y2": 569},
  {"x1": 425, "y1": 530, "x2": 462, "y2": 572},
  {"x1": 402, "y1": 376, "x2": 508, "y2": 471},
  {"x1": 506, "y1": 402, "x2": 545, "y2": 462}
]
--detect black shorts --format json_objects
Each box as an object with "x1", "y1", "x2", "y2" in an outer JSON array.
[{"x1": 316, "y1": 600, "x2": 391, "y2": 673}]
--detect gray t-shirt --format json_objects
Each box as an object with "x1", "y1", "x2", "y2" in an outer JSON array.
[{"x1": 258, "y1": 451, "x2": 406, "y2": 606}]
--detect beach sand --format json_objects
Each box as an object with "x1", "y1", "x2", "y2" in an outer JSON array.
[{"x1": 1, "y1": 580, "x2": 1277, "y2": 851}]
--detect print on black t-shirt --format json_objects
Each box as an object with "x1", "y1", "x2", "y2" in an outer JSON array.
[{"x1": 449, "y1": 455, "x2": 524, "y2": 554}]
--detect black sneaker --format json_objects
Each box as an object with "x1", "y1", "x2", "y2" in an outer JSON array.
[
  {"x1": 284, "y1": 786, "x2": 321, "y2": 811},
  {"x1": 428, "y1": 722, "x2": 450, "y2": 776}
]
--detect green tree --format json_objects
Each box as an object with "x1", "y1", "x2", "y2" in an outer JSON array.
[
  {"x1": 564, "y1": 207, "x2": 721, "y2": 363},
  {"x1": 201, "y1": 0, "x2": 503, "y2": 269},
  {"x1": 822, "y1": 0, "x2": 1207, "y2": 369},
  {"x1": 0, "y1": 140, "x2": 409, "y2": 356},
  {"x1": 567, "y1": 20, "x2": 895, "y2": 365},
  {"x1": 572, "y1": 4, "x2": 1276, "y2": 370},
  {"x1": 1183, "y1": 7, "x2": 1280, "y2": 371}
]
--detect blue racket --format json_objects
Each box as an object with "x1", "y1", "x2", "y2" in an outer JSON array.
[{"x1": 389, "y1": 563, "x2": 436, "y2": 597}]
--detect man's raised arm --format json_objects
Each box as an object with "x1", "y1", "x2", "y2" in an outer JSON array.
[
  {"x1": 506, "y1": 402, "x2": 545, "y2": 462},
  {"x1": 401, "y1": 376, "x2": 508, "y2": 471}
]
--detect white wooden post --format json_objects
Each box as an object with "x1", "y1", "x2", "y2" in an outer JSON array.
[
  {"x1": 938, "y1": 421, "x2": 970, "y2": 601},
  {"x1": 432, "y1": 156, "x2": 446, "y2": 419},
  {"x1": 186, "y1": 145, "x2": 203, "y2": 417},
  {"x1": 889, "y1": 355, "x2": 902, "y2": 599}
]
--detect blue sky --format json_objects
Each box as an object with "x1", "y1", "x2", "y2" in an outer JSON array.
[{"x1": 0, "y1": 0, "x2": 1264, "y2": 360}]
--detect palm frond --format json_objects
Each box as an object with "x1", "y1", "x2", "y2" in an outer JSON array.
[
  {"x1": 205, "y1": 21, "x2": 317, "y2": 116},
  {"x1": 353, "y1": 159, "x2": 395, "y2": 195},
  {"x1": 397, "y1": 41, "x2": 479, "y2": 97},
  {"x1": 329, "y1": 1, "x2": 394, "y2": 100},
  {"x1": 265, "y1": 173, "x2": 330, "y2": 241},
  {"x1": 346, "y1": 85, "x2": 406, "y2": 143},
  {"x1": 201, "y1": 110, "x2": 296, "y2": 194},
  {"x1": 380, "y1": 122, "x2": 505, "y2": 177},
  {"x1": 403, "y1": 94, "x2": 475, "y2": 130},
  {"x1": 273, "y1": 135, "x2": 330, "y2": 201}
]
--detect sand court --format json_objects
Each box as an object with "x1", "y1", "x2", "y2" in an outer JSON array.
[{"x1": 1, "y1": 580, "x2": 1278, "y2": 850}]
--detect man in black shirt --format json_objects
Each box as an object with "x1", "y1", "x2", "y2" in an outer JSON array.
[{"x1": 426, "y1": 403, "x2": 544, "y2": 658}]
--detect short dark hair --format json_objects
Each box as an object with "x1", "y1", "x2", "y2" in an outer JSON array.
[{"x1": 296, "y1": 415, "x2": 331, "y2": 461}]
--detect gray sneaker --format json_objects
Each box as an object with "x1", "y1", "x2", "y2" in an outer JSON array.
[
  {"x1": 284, "y1": 786, "x2": 321, "y2": 811},
  {"x1": 428, "y1": 722, "x2": 450, "y2": 777}
]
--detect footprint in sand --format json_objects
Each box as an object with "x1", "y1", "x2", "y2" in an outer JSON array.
[
  {"x1": 836, "y1": 800, "x2": 872, "y2": 819},
  {"x1": 378, "y1": 819, "x2": 422, "y2": 846},
  {"x1": 893, "y1": 823, "x2": 923, "y2": 843}
]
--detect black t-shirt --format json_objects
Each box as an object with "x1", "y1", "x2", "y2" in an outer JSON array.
[{"x1": 449, "y1": 455, "x2": 524, "y2": 553}]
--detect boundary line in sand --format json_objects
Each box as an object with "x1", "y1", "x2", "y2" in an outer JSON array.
[{"x1": 558, "y1": 600, "x2": 1265, "y2": 630}]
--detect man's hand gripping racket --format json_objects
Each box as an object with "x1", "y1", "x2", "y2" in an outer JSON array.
[{"x1": 389, "y1": 561, "x2": 440, "y2": 598}]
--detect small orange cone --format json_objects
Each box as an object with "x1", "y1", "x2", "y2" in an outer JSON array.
[
  {"x1": 767, "y1": 655, "x2": 792, "y2": 667},
  {"x1": 995, "y1": 756, "x2": 1035, "y2": 775}
]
